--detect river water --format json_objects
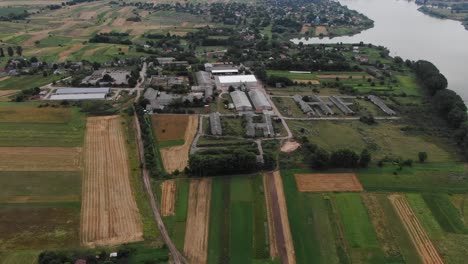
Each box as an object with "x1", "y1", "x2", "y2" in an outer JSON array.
[{"x1": 292, "y1": 0, "x2": 468, "y2": 104}]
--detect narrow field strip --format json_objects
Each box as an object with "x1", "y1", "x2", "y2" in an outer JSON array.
[
  {"x1": 0, "y1": 147, "x2": 82, "y2": 171},
  {"x1": 183, "y1": 178, "x2": 212, "y2": 264},
  {"x1": 295, "y1": 173, "x2": 363, "y2": 192},
  {"x1": 80, "y1": 115, "x2": 143, "y2": 246},
  {"x1": 389, "y1": 194, "x2": 444, "y2": 264},
  {"x1": 161, "y1": 180, "x2": 176, "y2": 216}
]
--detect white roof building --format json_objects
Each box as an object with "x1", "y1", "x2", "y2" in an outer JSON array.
[
  {"x1": 216, "y1": 75, "x2": 258, "y2": 90},
  {"x1": 230, "y1": 90, "x2": 252, "y2": 111},
  {"x1": 248, "y1": 89, "x2": 272, "y2": 111},
  {"x1": 48, "y1": 87, "x2": 110, "y2": 101},
  {"x1": 54, "y1": 87, "x2": 110, "y2": 94}
]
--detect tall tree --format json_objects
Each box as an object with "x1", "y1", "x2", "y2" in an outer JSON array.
[
  {"x1": 7, "y1": 47, "x2": 14, "y2": 57},
  {"x1": 16, "y1": 46, "x2": 23, "y2": 56},
  {"x1": 0, "y1": 47, "x2": 4, "y2": 57}
]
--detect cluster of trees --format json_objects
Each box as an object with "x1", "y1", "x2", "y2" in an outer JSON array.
[
  {"x1": 12, "y1": 87, "x2": 40, "y2": 102},
  {"x1": 414, "y1": 60, "x2": 468, "y2": 159},
  {"x1": 265, "y1": 75, "x2": 294, "y2": 87},
  {"x1": 188, "y1": 148, "x2": 259, "y2": 176},
  {"x1": 89, "y1": 33, "x2": 132, "y2": 45},
  {"x1": 0, "y1": 10, "x2": 29, "y2": 21},
  {"x1": 301, "y1": 137, "x2": 371, "y2": 169},
  {"x1": 0, "y1": 46, "x2": 23, "y2": 57},
  {"x1": 46, "y1": 0, "x2": 99, "y2": 10}
]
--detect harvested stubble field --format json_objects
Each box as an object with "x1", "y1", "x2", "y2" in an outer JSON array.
[
  {"x1": 161, "y1": 180, "x2": 176, "y2": 216},
  {"x1": 81, "y1": 115, "x2": 143, "y2": 246},
  {"x1": 184, "y1": 178, "x2": 212, "y2": 264},
  {"x1": 0, "y1": 105, "x2": 72, "y2": 123},
  {"x1": 389, "y1": 194, "x2": 444, "y2": 264},
  {"x1": 295, "y1": 173, "x2": 363, "y2": 192},
  {"x1": 159, "y1": 115, "x2": 198, "y2": 173},
  {"x1": 0, "y1": 147, "x2": 82, "y2": 171},
  {"x1": 264, "y1": 171, "x2": 296, "y2": 264},
  {"x1": 151, "y1": 114, "x2": 191, "y2": 142}
]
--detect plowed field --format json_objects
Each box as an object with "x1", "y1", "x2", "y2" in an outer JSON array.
[
  {"x1": 184, "y1": 178, "x2": 212, "y2": 264},
  {"x1": 295, "y1": 173, "x2": 363, "y2": 192},
  {"x1": 80, "y1": 116, "x2": 143, "y2": 246},
  {"x1": 389, "y1": 194, "x2": 444, "y2": 264}
]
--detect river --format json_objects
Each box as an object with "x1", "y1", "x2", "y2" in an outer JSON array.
[{"x1": 292, "y1": 0, "x2": 468, "y2": 105}]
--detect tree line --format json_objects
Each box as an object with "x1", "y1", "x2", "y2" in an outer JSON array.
[{"x1": 0, "y1": 46, "x2": 23, "y2": 57}]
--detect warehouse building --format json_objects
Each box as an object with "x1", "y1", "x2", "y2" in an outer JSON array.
[
  {"x1": 230, "y1": 90, "x2": 253, "y2": 111},
  {"x1": 248, "y1": 89, "x2": 272, "y2": 111},
  {"x1": 49, "y1": 87, "x2": 109, "y2": 101},
  {"x1": 216, "y1": 75, "x2": 258, "y2": 90}
]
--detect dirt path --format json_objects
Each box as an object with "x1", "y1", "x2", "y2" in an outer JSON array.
[
  {"x1": 263, "y1": 173, "x2": 279, "y2": 259},
  {"x1": 264, "y1": 171, "x2": 296, "y2": 264},
  {"x1": 389, "y1": 194, "x2": 444, "y2": 264},
  {"x1": 160, "y1": 115, "x2": 199, "y2": 173},
  {"x1": 133, "y1": 111, "x2": 187, "y2": 264},
  {"x1": 183, "y1": 178, "x2": 212, "y2": 264},
  {"x1": 80, "y1": 116, "x2": 143, "y2": 246},
  {"x1": 161, "y1": 180, "x2": 176, "y2": 216}
]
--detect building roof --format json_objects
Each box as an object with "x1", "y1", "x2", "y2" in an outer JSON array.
[
  {"x1": 195, "y1": 71, "x2": 214, "y2": 86},
  {"x1": 248, "y1": 89, "x2": 271, "y2": 110},
  {"x1": 230, "y1": 90, "x2": 252, "y2": 109},
  {"x1": 49, "y1": 93, "x2": 107, "y2": 100},
  {"x1": 218, "y1": 75, "x2": 257, "y2": 84},
  {"x1": 212, "y1": 69, "x2": 239, "y2": 74},
  {"x1": 54, "y1": 87, "x2": 110, "y2": 94}
]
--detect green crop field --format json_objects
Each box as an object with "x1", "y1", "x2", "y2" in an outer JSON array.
[
  {"x1": 0, "y1": 250, "x2": 40, "y2": 264},
  {"x1": 405, "y1": 193, "x2": 445, "y2": 240},
  {"x1": 422, "y1": 193, "x2": 467, "y2": 234},
  {"x1": 0, "y1": 74, "x2": 66, "y2": 91}
]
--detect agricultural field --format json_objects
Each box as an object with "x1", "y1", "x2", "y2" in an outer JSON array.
[
  {"x1": 155, "y1": 115, "x2": 199, "y2": 173},
  {"x1": 81, "y1": 115, "x2": 143, "y2": 246}
]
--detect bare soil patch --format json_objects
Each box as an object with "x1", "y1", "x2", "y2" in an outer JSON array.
[
  {"x1": 300, "y1": 24, "x2": 310, "y2": 34},
  {"x1": 183, "y1": 178, "x2": 212, "y2": 264},
  {"x1": 315, "y1": 26, "x2": 328, "y2": 36},
  {"x1": 79, "y1": 11, "x2": 96, "y2": 20},
  {"x1": 0, "y1": 147, "x2": 82, "y2": 171},
  {"x1": 81, "y1": 116, "x2": 143, "y2": 246},
  {"x1": 160, "y1": 115, "x2": 198, "y2": 173},
  {"x1": 293, "y1": 79, "x2": 320, "y2": 85},
  {"x1": 389, "y1": 194, "x2": 444, "y2": 264},
  {"x1": 294, "y1": 173, "x2": 363, "y2": 192},
  {"x1": 58, "y1": 44, "x2": 84, "y2": 62},
  {"x1": 264, "y1": 171, "x2": 296, "y2": 264},
  {"x1": 280, "y1": 140, "x2": 301, "y2": 153},
  {"x1": 161, "y1": 180, "x2": 176, "y2": 216},
  {"x1": 152, "y1": 114, "x2": 190, "y2": 142},
  {"x1": 0, "y1": 90, "x2": 18, "y2": 97}
]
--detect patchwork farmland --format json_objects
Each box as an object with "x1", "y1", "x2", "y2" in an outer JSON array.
[{"x1": 80, "y1": 115, "x2": 143, "y2": 246}]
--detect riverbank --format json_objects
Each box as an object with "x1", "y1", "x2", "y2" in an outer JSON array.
[{"x1": 416, "y1": 2, "x2": 468, "y2": 31}]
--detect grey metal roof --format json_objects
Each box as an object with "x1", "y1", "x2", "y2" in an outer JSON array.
[
  {"x1": 248, "y1": 89, "x2": 271, "y2": 110},
  {"x1": 49, "y1": 93, "x2": 106, "y2": 100},
  {"x1": 54, "y1": 87, "x2": 110, "y2": 94},
  {"x1": 209, "y1": 112, "x2": 222, "y2": 136},
  {"x1": 230, "y1": 90, "x2": 252, "y2": 110},
  {"x1": 368, "y1": 95, "x2": 396, "y2": 115}
]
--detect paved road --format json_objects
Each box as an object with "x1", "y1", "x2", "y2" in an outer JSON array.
[{"x1": 133, "y1": 110, "x2": 187, "y2": 264}]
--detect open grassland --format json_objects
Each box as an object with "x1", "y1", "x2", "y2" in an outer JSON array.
[
  {"x1": 358, "y1": 162, "x2": 468, "y2": 193},
  {"x1": 389, "y1": 194, "x2": 444, "y2": 264},
  {"x1": 183, "y1": 178, "x2": 212, "y2": 264},
  {"x1": 0, "y1": 147, "x2": 82, "y2": 171},
  {"x1": 207, "y1": 175, "x2": 272, "y2": 264},
  {"x1": 0, "y1": 74, "x2": 65, "y2": 91},
  {"x1": 0, "y1": 104, "x2": 85, "y2": 147},
  {"x1": 159, "y1": 115, "x2": 198, "y2": 173},
  {"x1": 422, "y1": 193, "x2": 467, "y2": 234},
  {"x1": 81, "y1": 115, "x2": 143, "y2": 246},
  {"x1": 0, "y1": 250, "x2": 40, "y2": 264},
  {"x1": 294, "y1": 173, "x2": 363, "y2": 192},
  {"x1": 288, "y1": 120, "x2": 454, "y2": 162},
  {"x1": 0, "y1": 202, "x2": 80, "y2": 251},
  {"x1": 0, "y1": 171, "x2": 81, "y2": 203}
]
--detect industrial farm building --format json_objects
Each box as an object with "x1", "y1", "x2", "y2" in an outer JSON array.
[
  {"x1": 216, "y1": 75, "x2": 258, "y2": 90},
  {"x1": 81, "y1": 69, "x2": 130, "y2": 86},
  {"x1": 49, "y1": 87, "x2": 109, "y2": 101},
  {"x1": 230, "y1": 90, "x2": 253, "y2": 111},
  {"x1": 248, "y1": 89, "x2": 272, "y2": 111}
]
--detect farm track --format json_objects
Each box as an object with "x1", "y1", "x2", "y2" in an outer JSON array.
[
  {"x1": 263, "y1": 173, "x2": 279, "y2": 259},
  {"x1": 161, "y1": 180, "x2": 176, "y2": 216},
  {"x1": 389, "y1": 194, "x2": 444, "y2": 264},
  {"x1": 183, "y1": 178, "x2": 212, "y2": 264},
  {"x1": 264, "y1": 171, "x2": 296, "y2": 264},
  {"x1": 0, "y1": 147, "x2": 82, "y2": 171},
  {"x1": 80, "y1": 116, "x2": 143, "y2": 246},
  {"x1": 160, "y1": 115, "x2": 198, "y2": 173}
]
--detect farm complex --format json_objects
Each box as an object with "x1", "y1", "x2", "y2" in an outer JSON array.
[{"x1": 1, "y1": 0, "x2": 468, "y2": 263}]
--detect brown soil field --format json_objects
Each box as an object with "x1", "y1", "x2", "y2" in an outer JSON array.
[
  {"x1": 0, "y1": 0, "x2": 61, "y2": 6},
  {"x1": 0, "y1": 106, "x2": 71, "y2": 123},
  {"x1": 361, "y1": 193, "x2": 401, "y2": 257},
  {"x1": 389, "y1": 194, "x2": 444, "y2": 264},
  {"x1": 83, "y1": 46, "x2": 102, "y2": 56},
  {"x1": 317, "y1": 74, "x2": 373, "y2": 79},
  {"x1": 152, "y1": 114, "x2": 190, "y2": 142},
  {"x1": 0, "y1": 76, "x2": 10, "y2": 82},
  {"x1": 80, "y1": 116, "x2": 143, "y2": 247},
  {"x1": 300, "y1": 25, "x2": 310, "y2": 34},
  {"x1": 161, "y1": 180, "x2": 176, "y2": 216},
  {"x1": 295, "y1": 173, "x2": 364, "y2": 192},
  {"x1": 22, "y1": 21, "x2": 78, "y2": 46},
  {"x1": 79, "y1": 11, "x2": 96, "y2": 20},
  {"x1": 280, "y1": 140, "x2": 301, "y2": 153},
  {"x1": 0, "y1": 90, "x2": 18, "y2": 97},
  {"x1": 183, "y1": 178, "x2": 212, "y2": 264},
  {"x1": 160, "y1": 115, "x2": 198, "y2": 173},
  {"x1": 58, "y1": 44, "x2": 84, "y2": 62},
  {"x1": 315, "y1": 26, "x2": 328, "y2": 36},
  {"x1": 293, "y1": 79, "x2": 320, "y2": 85},
  {"x1": 0, "y1": 147, "x2": 82, "y2": 171},
  {"x1": 264, "y1": 171, "x2": 296, "y2": 264}
]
